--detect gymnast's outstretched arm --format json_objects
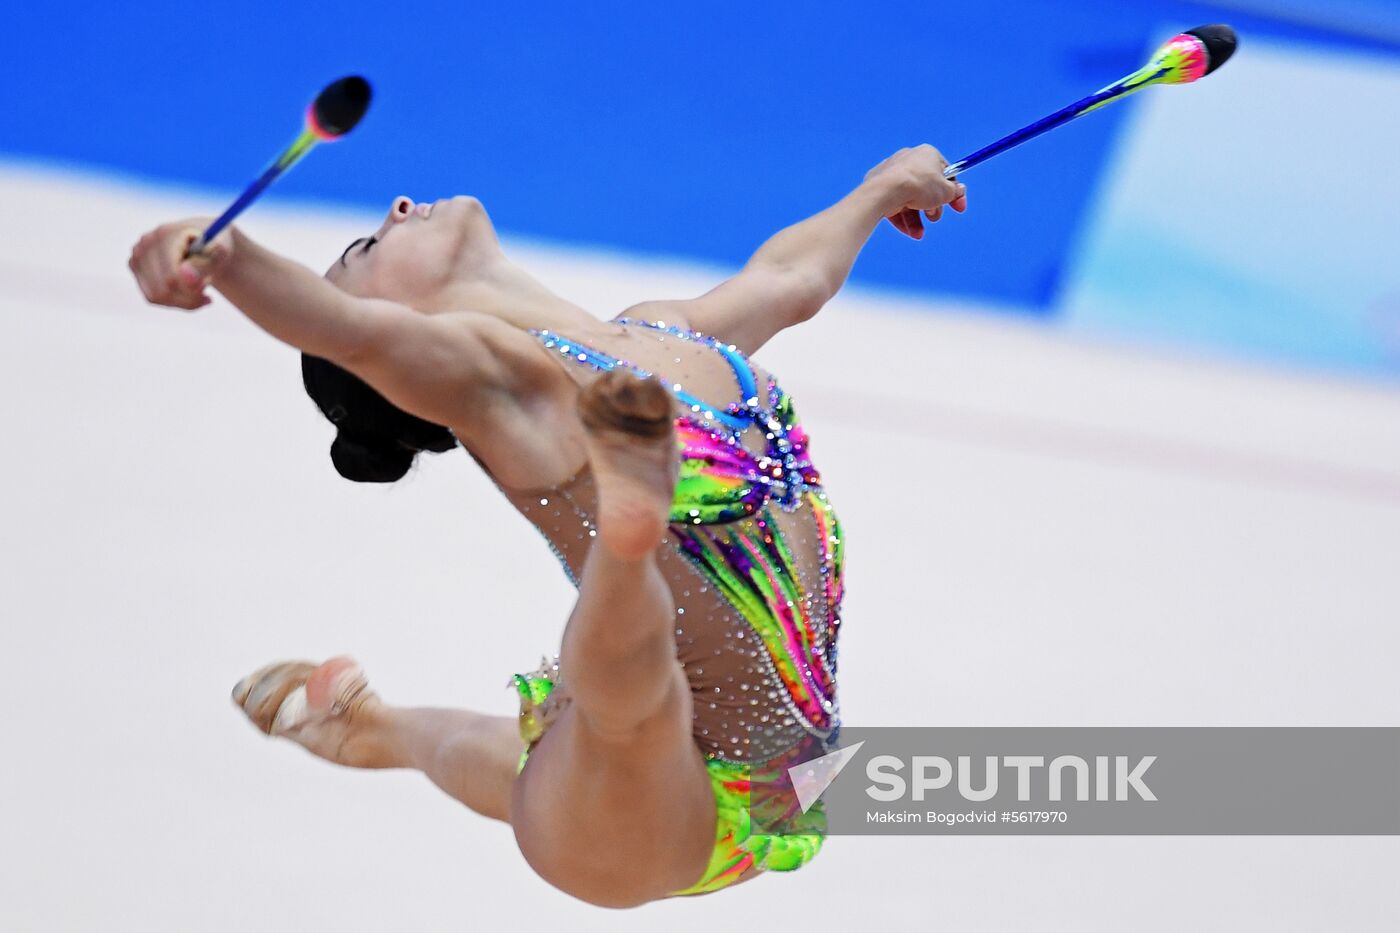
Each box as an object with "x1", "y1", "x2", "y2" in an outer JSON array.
[
  {"x1": 672, "y1": 144, "x2": 967, "y2": 355},
  {"x1": 129, "y1": 221, "x2": 518, "y2": 433}
]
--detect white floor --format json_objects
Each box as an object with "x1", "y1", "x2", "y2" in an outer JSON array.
[{"x1": 3, "y1": 164, "x2": 1399, "y2": 931}]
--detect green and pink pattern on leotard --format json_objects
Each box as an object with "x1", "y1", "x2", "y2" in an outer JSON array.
[
  {"x1": 669, "y1": 397, "x2": 844, "y2": 736},
  {"x1": 521, "y1": 320, "x2": 846, "y2": 893},
  {"x1": 666, "y1": 379, "x2": 844, "y2": 892}
]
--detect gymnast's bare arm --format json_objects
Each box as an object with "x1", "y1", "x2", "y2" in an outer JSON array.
[
  {"x1": 657, "y1": 144, "x2": 968, "y2": 355},
  {"x1": 127, "y1": 222, "x2": 583, "y2": 489}
]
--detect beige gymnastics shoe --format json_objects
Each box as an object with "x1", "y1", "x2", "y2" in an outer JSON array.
[{"x1": 232, "y1": 656, "x2": 381, "y2": 766}]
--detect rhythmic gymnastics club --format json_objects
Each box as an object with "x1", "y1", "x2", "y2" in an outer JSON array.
[
  {"x1": 943, "y1": 24, "x2": 1237, "y2": 178},
  {"x1": 188, "y1": 75, "x2": 372, "y2": 254}
]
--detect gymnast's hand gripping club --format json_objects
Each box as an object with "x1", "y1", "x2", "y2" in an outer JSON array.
[
  {"x1": 943, "y1": 24, "x2": 1238, "y2": 179},
  {"x1": 187, "y1": 76, "x2": 372, "y2": 255}
]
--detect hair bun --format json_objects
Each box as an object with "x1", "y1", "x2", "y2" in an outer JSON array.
[
  {"x1": 330, "y1": 432, "x2": 415, "y2": 483},
  {"x1": 303, "y1": 353, "x2": 457, "y2": 483}
]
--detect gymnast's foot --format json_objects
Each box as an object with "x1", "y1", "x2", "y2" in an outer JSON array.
[
  {"x1": 577, "y1": 369, "x2": 679, "y2": 561},
  {"x1": 232, "y1": 656, "x2": 399, "y2": 769}
]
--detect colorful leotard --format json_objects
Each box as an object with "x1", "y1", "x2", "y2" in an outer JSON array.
[{"x1": 507, "y1": 318, "x2": 844, "y2": 895}]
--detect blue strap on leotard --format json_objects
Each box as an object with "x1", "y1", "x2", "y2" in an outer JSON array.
[{"x1": 530, "y1": 321, "x2": 758, "y2": 434}]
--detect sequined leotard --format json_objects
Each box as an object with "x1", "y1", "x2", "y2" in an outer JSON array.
[{"x1": 503, "y1": 318, "x2": 844, "y2": 895}]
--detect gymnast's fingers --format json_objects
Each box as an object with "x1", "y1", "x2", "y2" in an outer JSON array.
[
  {"x1": 158, "y1": 263, "x2": 204, "y2": 310},
  {"x1": 150, "y1": 225, "x2": 213, "y2": 309},
  {"x1": 900, "y1": 207, "x2": 924, "y2": 239},
  {"x1": 131, "y1": 226, "x2": 178, "y2": 304},
  {"x1": 133, "y1": 241, "x2": 177, "y2": 305},
  {"x1": 129, "y1": 245, "x2": 159, "y2": 304}
]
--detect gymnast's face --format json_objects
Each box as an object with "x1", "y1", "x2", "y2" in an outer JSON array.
[{"x1": 325, "y1": 195, "x2": 504, "y2": 308}]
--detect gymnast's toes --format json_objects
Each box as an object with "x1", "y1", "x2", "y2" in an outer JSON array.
[
  {"x1": 577, "y1": 370, "x2": 675, "y2": 441},
  {"x1": 575, "y1": 372, "x2": 680, "y2": 559}
]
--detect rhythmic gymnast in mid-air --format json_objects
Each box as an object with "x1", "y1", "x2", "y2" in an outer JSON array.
[{"x1": 128, "y1": 145, "x2": 967, "y2": 906}]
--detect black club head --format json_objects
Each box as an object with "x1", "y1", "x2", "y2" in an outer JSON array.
[
  {"x1": 1185, "y1": 24, "x2": 1238, "y2": 75},
  {"x1": 311, "y1": 76, "x2": 372, "y2": 138}
]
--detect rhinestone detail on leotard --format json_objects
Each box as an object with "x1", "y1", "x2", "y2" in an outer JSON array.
[{"x1": 509, "y1": 319, "x2": 845, "y2": 764}]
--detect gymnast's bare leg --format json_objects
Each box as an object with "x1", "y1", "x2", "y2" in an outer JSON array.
[
  {"x1": 234, "y1": 371, "x2": 717, "y2": 906},
  {"x1": 507, "y1": 370, "x2": 717, "y2": 907},
  {"x1": 232, "y1": 656, "x2": 522, "y2": 822}
]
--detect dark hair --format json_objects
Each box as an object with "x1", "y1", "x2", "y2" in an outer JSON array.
[{"x1": 301, "y1": 354, "x2": 457, "y2": 483}]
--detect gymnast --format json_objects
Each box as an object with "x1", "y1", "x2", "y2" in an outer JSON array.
[{"x1": 127, "y1": 144, "x2": 967, "y2": 907}]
